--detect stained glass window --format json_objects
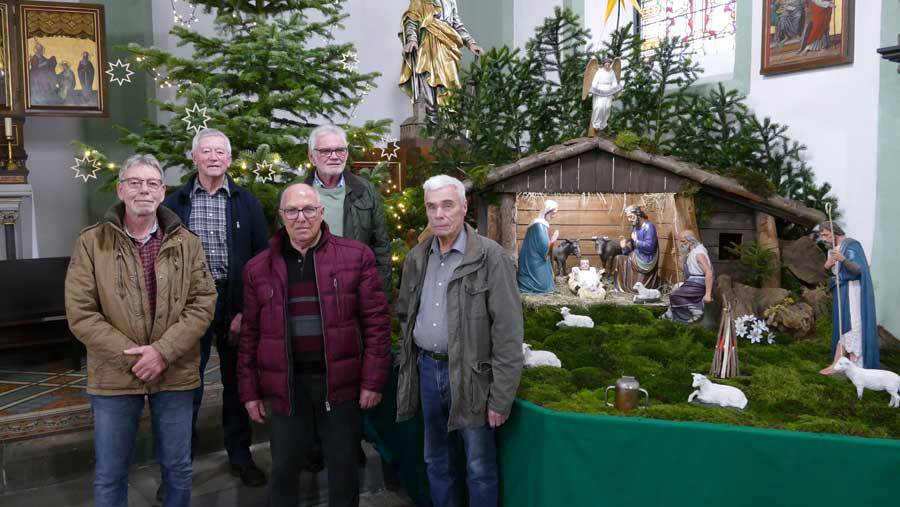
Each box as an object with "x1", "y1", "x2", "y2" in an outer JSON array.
[{"x1": 639, "y1": 0, "x2": 737, "y2": 77}]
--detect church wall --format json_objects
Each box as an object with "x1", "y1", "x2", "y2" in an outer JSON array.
[{"x1": 872, "y1": 0, "x2": 900, "y2": 339}]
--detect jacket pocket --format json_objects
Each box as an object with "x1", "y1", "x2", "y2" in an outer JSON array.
[
  {"x1": 464, "y1": 283, "x2": 489, "y2": 318},
  {"x1": 468, "y1": 361, "x2": 492, "y2": 413}
]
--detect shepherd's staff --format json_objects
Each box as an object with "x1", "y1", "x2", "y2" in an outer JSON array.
[{"x1": 826, "y1": 202, "x2": 843, "y2": 351}]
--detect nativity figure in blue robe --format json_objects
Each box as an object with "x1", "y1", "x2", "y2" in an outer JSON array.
[{"x1": 517, "y1": 200, "x2": 559, "y2": 294}]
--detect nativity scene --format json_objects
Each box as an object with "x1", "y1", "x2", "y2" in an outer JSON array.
[{"x1": 0, "y1": 1, "x2": 898, "y2": 506}]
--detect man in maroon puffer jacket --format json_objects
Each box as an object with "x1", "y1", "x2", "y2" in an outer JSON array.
[{"x1": 237, "y1": 183, "x2": 390, "y2": 507}]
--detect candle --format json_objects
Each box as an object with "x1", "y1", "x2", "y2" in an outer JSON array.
[{"x1": 4, "y1": 118, "x2": 11, "y2": 138}]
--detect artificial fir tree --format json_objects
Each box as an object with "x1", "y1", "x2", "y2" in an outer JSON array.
[{"x1": 79, "y1": 0, "x2": 389, "y2": 218}]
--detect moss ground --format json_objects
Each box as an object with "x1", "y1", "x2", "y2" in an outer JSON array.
[{"x1": 518, "y1": 304, "x2": 900, "y2": 439}]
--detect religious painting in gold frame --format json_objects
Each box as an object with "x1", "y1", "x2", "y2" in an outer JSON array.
[
  {"x1": 19, "y1": 2, "x2": 107, "y2": 116},
  {"x1": 761, "y1": 0, "x2": 854, "y2": 76},
  {"x1": 0, "y1": 3, "x2": 12, "y2": 111}
]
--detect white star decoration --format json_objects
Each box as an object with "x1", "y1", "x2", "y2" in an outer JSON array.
[
  {"x1": 105, "y1": 59, "x2": 134, "y2": 86},
  {"x1": 182, "y1": 104, "x2": 212, "y2": 134},
  {"x1": 71, "y1": 154, "x2": 102, "y2": 182},
  {"x1": 340, "y1": 51, "x2": 358, "y2": 72},
  {"x1": 253, "y1": 161, "x2": 276, "y2": 184},
  {"x1": 377, "y1": 135, "x2": 400, "y2": 161}
]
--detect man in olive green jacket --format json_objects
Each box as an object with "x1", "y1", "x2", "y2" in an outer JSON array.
[
  {"x1": 65, "y1": 154, "x2": 216, "y2": 507},
  {"x1": 396, "y1": 175, "x2": 523, "y2": 507}
]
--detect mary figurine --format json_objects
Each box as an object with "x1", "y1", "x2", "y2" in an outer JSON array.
[{"x1": 517, "y1": 200, "x2": 559, "y2": 294}]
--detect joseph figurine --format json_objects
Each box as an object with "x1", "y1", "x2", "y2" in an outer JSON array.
[{"x1": 399, "y1": 0, "x2": 483, "y2": 121}]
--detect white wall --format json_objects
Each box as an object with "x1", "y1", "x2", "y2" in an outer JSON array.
[
  {"x1": 747, "y1": 3, "x2": 881, "y2": 254},
  {"x1": 513, "y1": 0, "x2": 564, "y2": 49}
]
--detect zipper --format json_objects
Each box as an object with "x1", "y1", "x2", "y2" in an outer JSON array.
[
  {"x1": 283, "y1": 279, "x2": 294, "y2": 416},
  {"x1": 313, "y1": 254, "x2": 331, "y2": 412}
]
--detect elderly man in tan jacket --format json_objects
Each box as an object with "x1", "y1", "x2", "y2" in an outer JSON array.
[{"x1": 65, "y1": 154, "x2": 216, "y2": 507}]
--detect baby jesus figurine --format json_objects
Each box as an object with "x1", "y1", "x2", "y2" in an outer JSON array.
[{"x1": 568, "y1": 259, "x2": 606, "y2": 300}]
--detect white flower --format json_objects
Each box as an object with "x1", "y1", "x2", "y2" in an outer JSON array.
[
  {"x1": 767, "y1": 335, "x2": 776, "y2": 345},
  {"x1": 733, "y1": 315, "x2": 755, "y2": 339}
]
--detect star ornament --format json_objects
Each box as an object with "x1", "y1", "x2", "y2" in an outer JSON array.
[
  {"x1": 106, "y1": 59, "x2": 135, "y2": 86},
  {"x1": 340, "y1": 51, "x2": 359, "y2": 72},
  {"x1": 604, "y1": 0, "x2": 642, "y2": 22},
  {"x1": 253, "y1": 161, "x2": 276, "y2": 184},
  {"x1": 71, "y1": 154, "x2": 102, "y2": 182},
  {"x1": 182, "y1": 104, "x2": 212, "y2": 134},
  {"x1": 377, "y1": 135, "x2": 400, "y2": 161}
]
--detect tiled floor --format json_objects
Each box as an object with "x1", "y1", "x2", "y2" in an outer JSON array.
[{"x1": 0, "y1": 349, "x2": 222, "y2": 441}]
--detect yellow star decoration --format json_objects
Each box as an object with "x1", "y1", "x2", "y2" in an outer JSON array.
[
  {"x1": 604, "y1": 0, "x2": 642, "y2": 22},
  {"x1": 71, "y1": 154, "x2": 102, "y2": 183},
  {"x1": 253, "y1": 161, "x2": 276, "y2": 184}
]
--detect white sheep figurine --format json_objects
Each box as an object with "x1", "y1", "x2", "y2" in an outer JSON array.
[
  {"x1": 832, "y1": 357, "x2": 900, "y2": 408},
  {"x1": 632, "y1": 282, "x2": 661, "y2": 302},
  {"x1": 522, "y1": 343, "x2": 562, "y2": 368},
  {"x1": 557, "y1": 307, "x2": 594, "y2": 328},
  {"x1": 687, "y1": 373, "x2": 748, "y2": 409}
]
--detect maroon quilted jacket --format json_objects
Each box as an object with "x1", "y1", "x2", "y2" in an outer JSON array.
[{"x1": 237, "y1": 224, "x2": 391, "y2": 416}]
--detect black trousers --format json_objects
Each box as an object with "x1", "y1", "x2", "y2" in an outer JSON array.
[
  {"x1": 269, "y1": 373, "x2": 362, "y2": 507},
  {"x1": 192, "y1": 284, "x2": 253, "y2": 465}
]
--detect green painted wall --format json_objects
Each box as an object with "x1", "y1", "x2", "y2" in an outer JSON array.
[
  {"x1": 83, "y1": 0, "x2": 155, "y2": 220},
  {"x1": 873, "y1": 0, "x2": 900, "y2": 338},
  {"x1": 459, "y1": 0, "x2": 515, "y2": 55}
]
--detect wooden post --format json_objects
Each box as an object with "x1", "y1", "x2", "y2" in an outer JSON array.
[
  {"x1": 755, "y1": 211, "x2": 781, "y2": 288},
  {"x1": 673, "y1": 194, "x2": 700, "y2": 283},
  {"x1": 486, "y1": 201, "x2": 501, "y2": 242},
  {"x1": 499, "y1": 193, "x2": 517, "y2": 263}
]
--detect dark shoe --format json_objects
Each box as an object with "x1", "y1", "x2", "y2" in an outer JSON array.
[{"x1": 229, "y1": 462, "x2": 267, "y2": 487}]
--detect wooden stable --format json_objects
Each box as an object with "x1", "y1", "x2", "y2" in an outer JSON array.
[{"x1": 473, "y1": 137, "x2": 825, "y2": 287}]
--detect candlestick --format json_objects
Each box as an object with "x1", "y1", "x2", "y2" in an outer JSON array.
[
  {"x1": 4, "y1": 118, "x2": 11, "y2": 138},
  {"x1": 6, "y1": 136, "x2": 14, "y2": 171}
]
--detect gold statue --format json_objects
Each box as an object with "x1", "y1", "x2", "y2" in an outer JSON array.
[{"x1": 399, "y1": 0, "x2": 483, "y2": 121}]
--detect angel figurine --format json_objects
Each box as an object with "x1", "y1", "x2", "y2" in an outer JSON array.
[{"x1": 582, "y1": 57, "x2": 624, "y2": 136}]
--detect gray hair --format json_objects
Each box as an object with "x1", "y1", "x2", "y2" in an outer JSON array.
[
  {"x1": 818, "y1": 221, "x2": 845, "y2": 237},
  {"x1": 422, "y1": 175, "x2": 466, "y2": 202},
  {"x1": 119, "y1": 154, "x2": 164, "y2": 180},
  {"x1": 191, "y1": 128, "x2": 232, "y2": 155},
  {"x1": 308, "y1": 125, "x2": 348, "y2": 158},
  {"x1": 682, "y1": 232, "x2": 701, "y2": 247}
]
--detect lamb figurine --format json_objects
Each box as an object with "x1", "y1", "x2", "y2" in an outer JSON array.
[
  {"x1": 687, "y1": 373, "x2": 748, "y2": 409},
  {"x1": 556, "y1": 307, "x2": 594, "y2": 328},
  {"x1": 832, "y1": 357, "x2": 900, "y2": 408},
  {"x1": 632, "y1": 282, "x2": 661, "y2": 303},
  {"x1": 522, "y1": 343, "x2": 562, "y2": 368}
]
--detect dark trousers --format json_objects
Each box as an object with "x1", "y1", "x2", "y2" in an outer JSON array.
[
  {"x1": 192, "y1": 283, "x2": 253, "y2": 465},
  {"x1": 269, "y1": 373, "x2": 362, "y2": 507}
]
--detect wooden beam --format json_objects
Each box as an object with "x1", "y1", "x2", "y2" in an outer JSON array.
[
  {"x1": 499, "y1": 193, "x2": 517, "y2": 263},
  {"x1": 755, "y1": 211, "x2": 781, "y2": 288}
]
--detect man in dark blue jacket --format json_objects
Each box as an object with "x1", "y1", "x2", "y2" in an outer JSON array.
[{"x1": 163, "y1": 128, "x2": 269, "y2": 487}]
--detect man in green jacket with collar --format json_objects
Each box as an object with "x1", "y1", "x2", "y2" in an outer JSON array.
[{"x1": 396, "y1": 174, "x2": 524, "y2": 507}]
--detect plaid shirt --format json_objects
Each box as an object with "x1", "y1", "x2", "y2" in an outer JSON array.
[
  {"x1": 125, "y1": 222, "x2": 163, "y2": 320},
  {"x1": 189, "y1": 178, "x2": 230, "y2": 281}
]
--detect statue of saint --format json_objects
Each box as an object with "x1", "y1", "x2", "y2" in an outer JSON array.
[
  {"x1": 399, "y1": 0, "x2": 483, "y2": 121},
  {"x1": 582, "y1": 57, "x2": 623, "y2": 135},
  {"x1": 613, "y1": 205, "x2": 659, "y2": 293}
]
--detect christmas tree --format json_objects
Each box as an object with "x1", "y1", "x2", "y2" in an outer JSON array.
[{"x1": 79, "y1": 0, "x2": 389, "y2": 219}]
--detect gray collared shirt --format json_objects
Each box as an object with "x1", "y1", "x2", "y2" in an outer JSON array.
[{"x1": 413, "y1": 228, "x2": 467, "y2": 354}]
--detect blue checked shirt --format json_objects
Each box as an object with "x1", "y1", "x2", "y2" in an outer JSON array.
[
  {"x1": 312, "y1": 171, "x2": 345, "y2": 189},
  {"x1": 189, "y1": 178, "x2": 230, "y2": 281}
]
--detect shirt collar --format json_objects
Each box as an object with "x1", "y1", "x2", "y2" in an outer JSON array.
[
  {"x1": 313, "y1": 171, "x2": 345, "y2": 189},
  {"x1": 124, "y1": 221, "x2": 160, "y2": 245},
  {"x1": 430, "y1": 227, "x2": 467, "y2": 256},
  {"x1": 192, "y1": 175, "x2": 231, "y2": 196}
]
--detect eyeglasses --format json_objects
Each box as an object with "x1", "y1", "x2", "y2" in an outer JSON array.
[
  {"x1": 121, "y1": 178, "x2": 164, "y2": 192},
  {"x1": 280, "y1": 206, "x2": 322, "y2": 220},
  {"x1": 313, "y1": 147, "x2": 349, "y2": 158}
]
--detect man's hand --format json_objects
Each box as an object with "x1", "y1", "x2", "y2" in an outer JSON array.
[
  {"x1": 245, "y1": 400, "x2": 266, "y2": 423},
  {"x1": 124, "y1": 346, "x2": 167, "y2": 382},
  {"x1": 404, "y1": 40, "x2": 419, "y2": 54},
  {"x1": 487, "y1": 409, "x2": 508, "y2": 428},
  {"x1": 830, "y1": 249, "x2": 845, "y2": 262},
  {"x1": 703, "y1": 294, "x2": 713, "y2": 304},
  {"x1": 468, "y1": 42, "x2": 484, "y2": 56},
  {"x1": 228, "y1": 313, "x2": 243, "y2": 346},
  {"x1": 631, "y1": 231, "x2": 638, "y2": 241},
  {"x1": 360, "y1": 389, "x2": 383, "y2": 410}
]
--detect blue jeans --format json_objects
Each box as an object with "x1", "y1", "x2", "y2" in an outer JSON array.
[
  {"x1": 91, "y1": 390, "x2": 193, "y2": 507},
  {"x1": 418, "y1": 353, "x2": 498, "y2": 507}
]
